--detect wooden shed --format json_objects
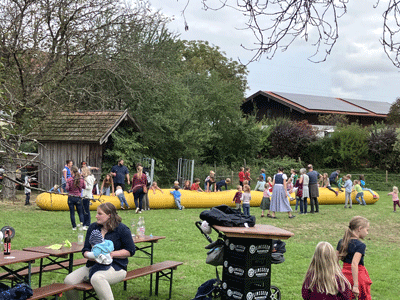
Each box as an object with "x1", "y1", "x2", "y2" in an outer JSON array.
[{"x1": 33, "y1": 110, "x2": 140, "y2": 189}]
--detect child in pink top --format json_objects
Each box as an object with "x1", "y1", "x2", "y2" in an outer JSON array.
[
  {"x1": 286, "y1": 177, "x2": 295, "y2": 200},
  {"x1": 388, "y1": 186, "x2": 400, "y2": 212}
]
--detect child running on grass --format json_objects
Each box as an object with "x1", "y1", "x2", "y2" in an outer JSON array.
[
  {"x1": 337, "y1": 216, "x2": 372, "y2": 300},
  {"x1": 302, "y1": 241, "x2": 352, "y2": 299},
  {"x1": 388, "y1": 186, "x2": 400, "y2": 212}
]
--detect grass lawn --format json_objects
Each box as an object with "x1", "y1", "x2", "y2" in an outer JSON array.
[{"x1": 0, "y1": 190, "x2": 399, "y2": 299}]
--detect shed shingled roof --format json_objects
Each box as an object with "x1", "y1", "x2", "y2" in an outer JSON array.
[{"x1": 33, "y1": 110, "x2": 139, "y2": 144}]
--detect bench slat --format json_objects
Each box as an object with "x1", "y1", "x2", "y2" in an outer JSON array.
[
  {"x1": 124, "y1": 261, "x2": 183, "y2": 281},
  {"x1": 0, "y1": 258, "x2": 87, "y2": 279},
  {"x1": 74, "y1": 261, "x2": 183, "y2": 291},
  {"x1": 29, "y1": 283, "x2": 75, "y2": 300}
]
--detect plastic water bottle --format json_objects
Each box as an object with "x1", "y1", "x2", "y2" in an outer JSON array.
[
  {"x1": 131, "y1": 220, "x2": 136, "y2": 239},
  {"x1": 137, "y1": 217, "x2": 145, "y2": 238},
  {"x1": 77, "y1": 223, "x2": 84, "y2": 245}
]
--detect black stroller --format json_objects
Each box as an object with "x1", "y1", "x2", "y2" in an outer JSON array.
[{"x1": 194, "y1": 221, "x2": 284, "y2": 300}]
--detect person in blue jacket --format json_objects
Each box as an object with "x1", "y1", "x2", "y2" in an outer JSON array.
[
  {"x1": 170, "y1": 186, "x2": 184, "y2": 210},
  {"x1": 64, "y1": 202, "x2": 135, "y2": 300}
]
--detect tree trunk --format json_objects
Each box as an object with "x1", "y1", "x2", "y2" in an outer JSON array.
[{"x1": 1, "y1": 160, "x2": 17, "y2": 201}]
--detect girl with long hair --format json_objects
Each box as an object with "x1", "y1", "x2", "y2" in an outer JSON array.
[
  {"x1": 66, "y1": 166, "x2": 86, "y2": 230},
  {"x1": 100, "y1": 173, "x2": 114, "y2": 196},
  {"x1": 302, "y1": 241, "x2": 352, "y2": 299},
  {"x1": 64, "y1": 202, "x2": 135, "y2": 300},
  {"x1": 337, "y1": 216, "x2": 372, "y2": 299},
  {"x1": 81, "y1": 166, "x2": 96, "y2": 229},
  {"x1": 131, "y1": 163, "x2": 148, "y2": 213}
]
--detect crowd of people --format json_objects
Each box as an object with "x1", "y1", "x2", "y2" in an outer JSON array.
[
  {"x1": 56, "y1": 158, "x2": 383, "y2": 226},
  {"x1": 45, "y1": 158, "x2": 383, "y2": 299}
]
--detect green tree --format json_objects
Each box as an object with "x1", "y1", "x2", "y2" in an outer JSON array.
[
  {"x1": 330, "y1": 123, "x2": 369, "y2": 169},
  {"x1": 387, "y1": 97, "x2": 400, "y2": 125},
  {"x1": 0, "y1": 0, "x2": 152, "y2": 199}
]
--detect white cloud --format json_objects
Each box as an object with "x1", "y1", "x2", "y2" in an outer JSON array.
[{"x1": 146, "y1": 0, "x2": 400, "y2": 102}]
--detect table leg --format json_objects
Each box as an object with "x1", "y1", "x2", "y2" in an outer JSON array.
[
  {"x1": 39, "y1": 257, "x2": 44, "y2": 287},
  {"x1": 149, "y1": 242, "x2": 154, "y2": 296},
  {"x1": 28, "y1": 262, "x2": 32, "y2": 287},
  {"x1": 68, "y1": 253, "x2": 74, "y2": 273}
]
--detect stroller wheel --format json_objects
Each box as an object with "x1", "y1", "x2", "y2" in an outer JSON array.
[{"x1": 270, "y1": 286, "x2": 281, "y2": 300}]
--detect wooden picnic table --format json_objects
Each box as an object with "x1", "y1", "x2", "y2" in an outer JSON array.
[
  {"x1": 212, "y1": 224, "x2": 294, "y2": 240},
  {"x1": 0, "y1": 250, "x2": 49, "y2": 286},
  {"x1": 23, "y1": 235, "x2": 166, "y2": 288}
]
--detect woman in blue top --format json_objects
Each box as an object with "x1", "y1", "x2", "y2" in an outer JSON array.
[
  {"x1": 64, "y1": 202, "x2": 135, "y2": 300},
  {"x1": 269, "y1": 167, "x2": 295, "y2": 219}
]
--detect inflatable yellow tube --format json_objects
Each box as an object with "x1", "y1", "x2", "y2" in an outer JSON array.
[{"x1": 35, "y1": 188, "x2": 379, "y2": 211}]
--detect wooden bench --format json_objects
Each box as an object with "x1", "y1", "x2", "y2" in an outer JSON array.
[
  {"x1": 74, "y1": 260, "x2": 183, "y2": 300},
  {"x1": 0, "y1": 258, "x2": 87, "y2": 282},
  {"x1": 28, "y1": 283, "x2": 75, "y2": 300}
]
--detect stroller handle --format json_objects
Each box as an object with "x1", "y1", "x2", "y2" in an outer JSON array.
[{"x1": 195, "y1": 221, "x2": 213, "y2": 243}]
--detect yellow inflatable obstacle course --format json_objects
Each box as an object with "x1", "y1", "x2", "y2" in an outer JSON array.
[{"x1": 35, "y1": 188, "x2": 379, "y2": 211}]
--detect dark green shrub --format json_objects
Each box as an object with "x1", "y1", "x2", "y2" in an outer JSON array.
[
  {"x1": 368, "y1": 126, "x2": 398, "y2": 171},
  {"x1": 267, "y1": 119, "x2": 316, "y2": 159}
]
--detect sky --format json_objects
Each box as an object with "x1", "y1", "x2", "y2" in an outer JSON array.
[{"x1": 147, "y1": 0, "x2": 400, "y2": 104}]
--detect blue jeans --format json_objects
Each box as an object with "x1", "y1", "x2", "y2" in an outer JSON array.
[
  {"x1": 300, "y1": 197, "x2": 308, "y2": 214},
  {"x1": 243, "y1": 204, "x2": 250, "y2": 216},
  {"x1": 82, "y1": 198, "x2": 91, "y2": 227},
  {"x1": 362, "y1": 187, "x2": 375, "y2": 197},
  {"x1": 134, "y1": 188, "x2": 144, "y2": 211},
  {"x1": 118, "y1": 194, "x2": 129, "y2": 209},
  {"x1": 356, "y1": 192, "x2": 366, "y2": 205},
  {"x1": 67, "y1": 196, "x2": 84, "y2": 228},
  {"x1": 102, "y1": 187, "x2": 110, "y2": 196},
  {"x1": 174, "y1": 197, "x2": 183, "y2": 210},
  {"x1": 295, "y1": 197, "x2": 300, "y2": 211}
]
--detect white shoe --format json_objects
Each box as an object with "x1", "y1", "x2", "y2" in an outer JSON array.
[
  {"x1": 72, "y1": 227, "x2": 77, "y2": 231},
  {"x1": 82, "y1": 226, "x2": 88, "y2": 231},
  {"x1": 135, "y1": 208, "x2": 139, "y2": 214}
]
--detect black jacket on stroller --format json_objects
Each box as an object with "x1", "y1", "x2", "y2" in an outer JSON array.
[{"x1": 199, "y1": 205, "x2": 256, "y2": 227}]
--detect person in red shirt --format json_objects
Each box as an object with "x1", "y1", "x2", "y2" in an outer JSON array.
[
  {"x1": 238, "y1": 167, "x2": 245, "y2": 187},
  {"x1": 244, "y1": 167, "x2": 252, "y2": 186},
  {"x1": 191, "y1": 178, "x2": 204, "y2": 192}
]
